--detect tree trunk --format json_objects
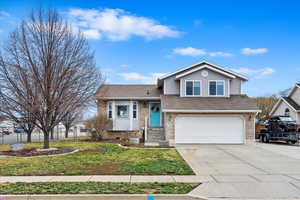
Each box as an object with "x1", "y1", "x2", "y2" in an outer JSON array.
[
  {"x1": 43, "y1": 132, "x2": 50, "y2": 149},
  {"x1": 50, "y1": 128, "x2": 54, "y2": 140},
  {"x1": 65, "y1": 127, "x2": 69, "y2": 138},
  {"x1": 26, "y1": 131, "x2": 32, "y2": 143}
]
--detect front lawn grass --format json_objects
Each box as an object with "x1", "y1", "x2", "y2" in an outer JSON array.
[
  {"x1": 0, "y1": 182, "x2": 199, "y2": 194},
  {"x1": 0, "y1": 141, "x2": 194, "y2": 176}
]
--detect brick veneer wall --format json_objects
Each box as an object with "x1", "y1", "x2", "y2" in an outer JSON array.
[
  {"x1": 164, "y1": 113, "x2": 256, "y2": 146},
  {"x1": 138, "y1": 101, "x2": 149, "y2": 129},
  {"x1": 97, "y1": 100, "x2": 107, "y2": 116}
]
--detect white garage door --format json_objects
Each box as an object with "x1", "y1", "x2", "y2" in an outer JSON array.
[{"x1": 175, "y1": 115, "x2": 244, "y2": 144}]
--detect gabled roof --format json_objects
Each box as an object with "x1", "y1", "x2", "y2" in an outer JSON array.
[
  {"x1": 161, "y1": 95, "x2": 260, "y2": 113},
  {"x1": 270, "y1": 96, "x2": 300, "y2": 115},
  {"x1": 95, "y1": 84, "x2": 161, "y2": 100},
  {"x1": 158, "y1": 60, "x2": 248, "y2": 81},
  {"x1": 175, "y1": 64, "x2": 236, "y2": 79},
  {"x1": 283, "y1": 97, "x2": 300, "y2": 111},
  {"x1": 287, "y1": 83, "x2": 300, "y2": 97}
]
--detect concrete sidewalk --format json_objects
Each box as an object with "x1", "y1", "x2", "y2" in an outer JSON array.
[
  {"x1": 0, "y1": 175, "x2": 206, "y2": 183},
  {"x1": 0, "y1": 194, "x2": 205, "y2": 200}
]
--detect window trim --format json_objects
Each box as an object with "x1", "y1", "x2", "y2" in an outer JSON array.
[
  {"x1": 107, "y1": 102, "x2": 113, "y2": 119},
  {"x1": 185, "y1": 80, "x2": 202, "y2": 97},
  {"x1": 116, "y1": 104, "x2": 130, "y2": 119},
  {"x1": 132, "y1": 101, "x2": 138, "y2": 120},
  {"x1": 208, "y1": 80, "x2": 225, "y2": 97}
]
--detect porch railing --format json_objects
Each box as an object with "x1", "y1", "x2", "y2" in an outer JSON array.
[{"x1": 144, "y1": 116, "x2": 148, "y2": 142}]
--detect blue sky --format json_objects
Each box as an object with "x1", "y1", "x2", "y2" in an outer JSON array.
[{"x1": 0, "y1": 0, "x2": 300, "y2": 97}]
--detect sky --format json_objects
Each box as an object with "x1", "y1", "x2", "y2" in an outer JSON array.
[{"x1": 0, "y1": 0, "x2": 300, "y2": 97}]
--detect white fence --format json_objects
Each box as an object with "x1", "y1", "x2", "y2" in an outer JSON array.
[{"x1": 0, "y1": 127, "x2": 87, "y2": 145}]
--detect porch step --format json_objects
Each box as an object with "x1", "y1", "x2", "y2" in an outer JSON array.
[
  {"x1": 145, "y1": 140, "x2": 169, "y2": 147},
  {"x1": 146, "y1": 127, "x2": 165, "y2": 142},
  {"x1": 144, "y1": 142, "x2": 160, "y2": 147}
]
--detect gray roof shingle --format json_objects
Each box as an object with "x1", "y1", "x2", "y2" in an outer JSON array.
[
  {"x1": 95, "y1": 84, "x2": 161, "y2": 99},
  {"x1": 161, "y1": 95, "x2": 259, "y2": 111},
  {"x1": 283, "y1": 96, "x2": 300, "y2": 110}
]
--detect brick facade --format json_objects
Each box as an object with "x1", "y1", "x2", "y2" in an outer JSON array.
[
  {"x1": 138, "y1": 101, "x2": 149, "y2": 129},
  {"x1": 103, "y1": 131, "x2": 140, "y2": 140},
  {"x1": 97, "y1": 100, "x2": 107, "y2": 116}
]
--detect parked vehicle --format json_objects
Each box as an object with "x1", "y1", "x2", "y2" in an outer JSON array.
[
  {"x1": 258, "y1": 116, "x2": 299, "y2": 144},
  {"x1": 0, "y1": 126, "x2": 12, "y2": 135},
  {"x1": 255, "y1": 119, "x2": 267, "y2": 138},
  {"x1": 14, "y1": 127, "x2": 24, "y2": 133}
]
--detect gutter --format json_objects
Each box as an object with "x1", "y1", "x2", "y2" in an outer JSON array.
[
  {"x1": 97, "y1": 97, "x2": 161, "y2": 100},
  {"x1": 162, "y1": 109, "x2": 261, "y2": 113}
]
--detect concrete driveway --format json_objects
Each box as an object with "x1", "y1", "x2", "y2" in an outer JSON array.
[{"x1": 177, "y1": 142, "x2": 300, "y2": 199}]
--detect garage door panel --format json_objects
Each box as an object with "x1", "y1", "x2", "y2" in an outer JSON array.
[{"x1": 175, "y1": 116, "x2": 244, "y2": 144}]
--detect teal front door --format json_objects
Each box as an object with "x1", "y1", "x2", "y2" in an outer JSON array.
[{"x1": 149, "y1": 103, "x2": 161, "y2": 127}]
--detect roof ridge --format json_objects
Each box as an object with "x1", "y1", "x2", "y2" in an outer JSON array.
[
  {"x1": 282, "y1": 96, "x2": 300, "y2": 110},
  {"x1": 158, "y1": 61, "x2": 248, "y2": 81},
  {"x1": 102, "y1": 84, "x2": 157, "y2": 86}
]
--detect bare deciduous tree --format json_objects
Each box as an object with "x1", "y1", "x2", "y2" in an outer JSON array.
[
  {"x1": 61, "y1": 109, "x2": 82, "y2": 138},
  {"x1": 254, "y1": 96, "x2": 278, "y2": 120},
  {"x1": 0, "y1": 8, "x2": 102, "y2": 148}
]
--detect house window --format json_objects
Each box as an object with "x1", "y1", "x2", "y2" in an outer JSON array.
[
  {"x1": 117, "y1": 105, "x2": 129, "y2": 119},
  {"x1": 108, "y1": 102, "x2": 112, "y2": 119},
  {"x1": 133, "y1": 102, "x2": 138, "y2": 119},
  {"x1": 285, "y1": 108, "x2": 290, "y2": 116},
  {"x1": 185, "y1": 80, "x2": 201, "y2": 96},
  {"x1": 209, "y1": 81, "x2": 225, "y2": 96}
]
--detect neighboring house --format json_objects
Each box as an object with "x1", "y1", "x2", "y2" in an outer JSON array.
[
  {"x1": 270, "y1": 83, "x2": 300, "y2": 123},
  {"x1": 95, "y1": 61, "x2": 260, "y2": 146}
]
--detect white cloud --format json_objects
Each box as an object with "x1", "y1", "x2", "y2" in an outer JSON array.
[
  {"x1": 68, "y1": 8, "x2": 180, "y2": 41},
  {"x1": 232, "y1": 67, "x2": 275, "y2": 79},
  {"x1": 0, "y1": 11, "x2": 10, "y2": 19},
  {"x1": 209, "y1": 52, "x2": 233, "y2": 57},
  {"x1": 173, "y1": 47, "x2": 233, "y2": 57},
  {"x1": 173, "y1": 47, "x2": 206, "y2": 57},
  {"x1": 82, "y1": 29, "x2": 101, "y2": 39},
  {"x1": 119, "y1": 72, "x2": 166, "y2": 84},
  {"x1": 241, "y1": 48, "x2": 268, "y2": 55}
]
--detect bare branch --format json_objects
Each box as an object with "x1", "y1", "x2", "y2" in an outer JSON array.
[{"x1": 0, "y1": 8, "x2": 103, "y2": 148}]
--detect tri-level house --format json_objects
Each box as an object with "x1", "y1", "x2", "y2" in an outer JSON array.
[
  {"x1": 270, "y1": 83, "x2": 300, "y2": 123},
  {"x1": 95, "y1": 61, "x2": 260, "y2": 146}
]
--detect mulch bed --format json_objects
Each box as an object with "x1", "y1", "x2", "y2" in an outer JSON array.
[
  {"x1": 80, "y1": 139, "x2": 172, "y2": 148},
  {"x1": 0, "y1": 147, "x2": 75, "y2": 157}
]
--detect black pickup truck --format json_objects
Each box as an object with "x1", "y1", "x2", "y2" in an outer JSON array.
[{"x1": 258, "y1": 116, "x2": 300, "y2": 144}]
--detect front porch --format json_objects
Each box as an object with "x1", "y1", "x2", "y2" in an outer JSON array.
[{"x1": 98, "y1": 100, "x2": 167, "y2": 145}]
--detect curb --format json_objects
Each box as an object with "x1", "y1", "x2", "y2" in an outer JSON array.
[
  {"x1": 0, "y1": 194, "x2": 206, "y2": 200},
  {"x1": 0, "y1": 149, "x2": 79, "y2": 158}
]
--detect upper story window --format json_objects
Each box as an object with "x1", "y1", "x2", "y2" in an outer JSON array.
[
  {"x1": 209, "y1": 81, "x2": 225, "y2": 96},
  {"x1": 285, "y1": 108, "x2": 290, "y2": 116},
  {"x1": 185, "y1": 80, "x2": 201, "y2": 96}
]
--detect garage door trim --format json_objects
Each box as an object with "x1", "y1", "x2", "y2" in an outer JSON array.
[{"x1": 174, "y1": 114, "x2": 246, "y2": 144}]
